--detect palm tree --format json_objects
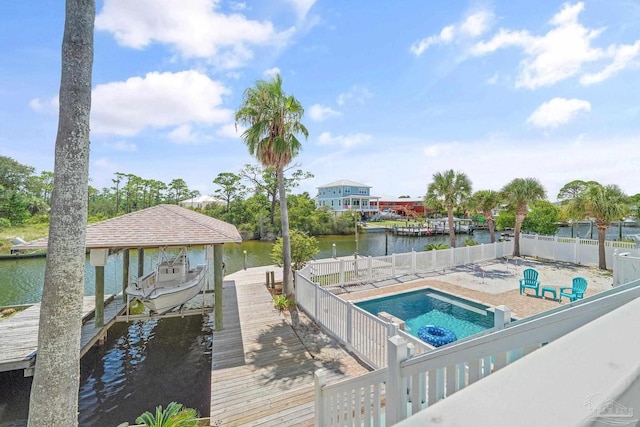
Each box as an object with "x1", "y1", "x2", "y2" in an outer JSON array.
[
  {"x1": 569, "y1": 184, "x2": 629, "y2": 270},
  {"x1": 235, "y1": 74, "x2": 308, "y2": 299},
  {"x1": 28, "y1": 0, "x2": 95, "y2": 424},
  {"x1": 501, "y1": 178, "x2": 546, "y2": 257},
  {"x1": 425, "y1": 170, "x2": 472, "y2": 248},
  {"x1": 472, "y1": 190, "x2": 502, "y2": 243}
]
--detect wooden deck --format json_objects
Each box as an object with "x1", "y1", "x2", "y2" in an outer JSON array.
[
  {"x1": 210, "y1": 268, "x2": 369, "y2": 426},
  {"x1": 0, "y1": 295, "x2": 126, "y2": 375}
]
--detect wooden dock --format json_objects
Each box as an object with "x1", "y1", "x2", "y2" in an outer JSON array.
[
  {"x1": 210, "y1": 267, "x2": 369, "y2": 426},
  {"x1": 0, "y1": 295, "x2": 126, "y2": 375}
]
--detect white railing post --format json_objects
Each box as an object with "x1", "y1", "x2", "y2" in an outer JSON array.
[
  {"x1": 432, "y1": 248, "x2": 437, "y2": 269},
  {"x1": 346, "y1": 303, "x2": 353, "y2": 348},
  {"x1": 411, "y1": 250, "x2": 417, "y2": 274},
  {"x1": 386, "y1": 335, "x2": 408, "y2": 425},
  {"x1": 449, "y1": 248, "x2": 455, "y2": 268},
  {"x1": 466, "y1": 246, "x2": 470, "y2": 265},
  {"x1": 494, "y1": 305, "x2": 511, "y2": 329},
  {"x1": 392, "y1": 253, "x2": 397, "y2": 277},
  {"x1": 313, "y1": 284, "x2": 320, "y2": 319},
  {"x1": 367, "y1": 256, "x2": 373, "y2": 281},
  {"x1": 575, "y1": 237, "x2": 580, "y2": 264},
  {"x1": 314, "y1": 369, "x2": 327, "y2": 427},
  {"x1": 339, "y1": 259, "x2": 345, "y2": 284}
]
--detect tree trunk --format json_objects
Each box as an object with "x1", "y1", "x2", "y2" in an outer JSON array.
[
  {"x1": 513, "y1": 212, "x2": 525, "y2": 257},
  {"x1": 486, "y1": 212, "x2": 496, "y2": 243},
  {"x1": 277, "y1": 167, "x2": 293, "y2": 299},
  {"x1": 597, "y1": 226, "x2": 607, "y2": 270},
  {"x1": 28, "y1": 1, "x2": 94, "y2": 425},
  {"x1": 270, "y1": 192, "x2": 277, "y2": 226},
  {"x1": 447, "y1": 205, "x2": 456, "y2": 248}
]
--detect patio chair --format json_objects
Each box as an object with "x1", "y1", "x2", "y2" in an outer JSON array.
[
  {"x1": 519, "y1": 268, "x2": 541, "y2": 297},
  {"x1": 559, "y1": 277, "x2": 588, "y2": 303}
]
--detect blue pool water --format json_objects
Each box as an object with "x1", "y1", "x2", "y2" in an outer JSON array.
[{"x1": 355, "y1": 289, "x2": 494, "y2": 342}]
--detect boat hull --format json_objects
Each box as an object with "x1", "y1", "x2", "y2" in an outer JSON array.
[{"x1": 126, "y1": 264, "x2": 208, "y2": 314}]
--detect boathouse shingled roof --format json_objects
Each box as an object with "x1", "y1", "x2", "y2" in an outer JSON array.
[{"x1": 11, "y1": 204, "x2": 242, "y2": 251}]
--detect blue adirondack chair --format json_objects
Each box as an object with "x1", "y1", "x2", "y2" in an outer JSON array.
[
  {"x1": 559, "y1": 277, "x2": 588, "y2": 303},
  {"x1": 519, "y1": 268, "x2": 541, "y2": 296}
]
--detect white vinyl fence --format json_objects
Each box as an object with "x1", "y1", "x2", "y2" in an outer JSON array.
[
  {"x1": 303, "y1": 240, "x2": 512, "y2": 289},
  {"x1": 518, "y1": 234, "x2": 638, "y2": 267}
]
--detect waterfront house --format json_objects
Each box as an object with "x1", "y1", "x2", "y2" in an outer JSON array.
[
  {"x1": 315, "y1": 179, "x2": 380, "y2": 219},
  {"x1": 179, "y1": 195, "x2": 224, "y2": 209}
]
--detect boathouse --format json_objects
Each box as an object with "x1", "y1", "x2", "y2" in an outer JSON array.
[{"x1": 10, "y1": 204, "x2": 242, "y2": 331}]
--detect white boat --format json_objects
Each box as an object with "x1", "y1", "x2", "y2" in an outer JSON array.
[{"x1": 126, "y1": 247, "x2": 208, "y2": 314}]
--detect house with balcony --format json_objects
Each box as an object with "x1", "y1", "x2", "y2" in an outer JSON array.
[{"x1": 316, "y1": 179, "x2": 380, "y2": 218}]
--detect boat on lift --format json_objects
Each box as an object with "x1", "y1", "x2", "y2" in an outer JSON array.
[{"x1": 126, "y1": 247, "x2": 208, "y2": 314}]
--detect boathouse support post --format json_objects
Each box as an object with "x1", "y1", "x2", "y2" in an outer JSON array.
[
  {"x1": 122, "y1": 249, "x2": 129, "y2": 303},
  {"x1": 137, "y1": 248, "x2": 144, "y2": 278},
  {"x1": 90, "y1": 249, "x2": 109, "y2": 328},
  {"x1": 95, "y1": 267, "x2": 104, "y2": 328},
  {"x1": 213, "y1": 243, "x2": 223, "y2": 331}
]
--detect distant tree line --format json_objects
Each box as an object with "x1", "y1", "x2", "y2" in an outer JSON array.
[{"x1": 0, "y1": 156, "x2": 358, "y2": 239}]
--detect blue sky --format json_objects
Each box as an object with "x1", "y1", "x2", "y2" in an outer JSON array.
[{"x1": 2, "y1": 0, "x2": 640, "y2": 201}]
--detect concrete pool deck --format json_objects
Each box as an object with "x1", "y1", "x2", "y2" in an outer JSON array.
[{"x1": 331, "y1": 256, "x2": 614, "y2": 319}]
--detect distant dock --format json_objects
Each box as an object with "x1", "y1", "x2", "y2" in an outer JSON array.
[{"x1": 0, "y1": 295, "x2": 125, "y2": 376}]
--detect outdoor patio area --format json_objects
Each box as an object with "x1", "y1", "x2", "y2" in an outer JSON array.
[{"x1": 329, "y1": 256, "x2": 614, "y2": 319}]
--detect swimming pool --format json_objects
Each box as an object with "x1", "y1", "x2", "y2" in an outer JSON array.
[{"x1": 355, "y1": 288, "x2": 494, "y2": 342}]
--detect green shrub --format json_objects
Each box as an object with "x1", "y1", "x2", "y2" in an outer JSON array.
[
  {"x1": 425, "y1": 243, "x2": 449, "y2": 251},
  {"x1": 0, "y1": 217, "x2": 10, "y2": 231},
  {"x1": 135, "y1": 402, "x2": 198, "y2": 427},
  {"x1": 464, "y1": 238, "x2": 479, "y2": 246},
  {"x1": 273, "y1": 295, "x2": 293, "y2": 312}
]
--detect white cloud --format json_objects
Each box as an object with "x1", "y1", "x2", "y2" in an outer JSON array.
[
  {"x1": 527, "y1": 97, "x2": 591, "y2": 129},
  {"x1": 285, "y1": 0, "x2": 317, "y2": 21},
  {"x1": 93, "y1": 157, "x2": 116, "y2": 169},
  {"x1": 460, "y1": 10, "x2": 493, "y2": 38},
  {"x1": 264, "y1": 67, "x2": 281, "y2": 78},
  {"x1": 168, "y1": 124, "x2": 198, "y2": 143},
  {"x1": 336, "y1": 85, "x2": 372, "y2": 106},
  {"x1": 95, "y1": 0, "x2": 293, "y2": 69},
  {"x1": 308, "y1": 104, "x2": 340, "y2": 122},
  {"x1": 470, "y1": 2, "x2": 639, "y2": 89},
  {"x1": 217, "y1": 122, "x2": 244, "y2": 138},
  {"x1": 112, "y1": 140, "x2": 137, "y2": 152},
  {"x1": 29, "y1": 97, "x2": 58, "y2": 114},
  {"x1": 581, "y1": 40, "x2": 640, "y2": 85},
  {"x1": 317, "y1": 131, "x2": 371, "y2": 148},
  {"x1": 423, "y1": 143, "x2": 456, "y2": 158},
  {"x1": 411, "y1": 10, "x2": 494, "y2": 56},
  {"x1": 91, "y1": 70, "x2": 232, "y2": 136},
  {"x1": 229, "y1": 2, "x2": 248, "y2": 11}
]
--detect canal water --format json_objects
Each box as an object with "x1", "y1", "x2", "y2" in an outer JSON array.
[
  {"x1": 0, "y1": 315, "x2": 212, "y2": 427},
  {"x1": 1, "y1": 225, "x2": 636, "y2": 307},
  {"x1": 0, "y1": 225, "x2": 636, "y2": 425}
]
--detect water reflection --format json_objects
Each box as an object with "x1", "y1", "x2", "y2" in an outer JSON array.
[
  {"x1": 2, "y1": 227, "x2": 637, "y2": 306},
  {"x1": 78, "y1": 316, "x2": 211, "y2": 427}
]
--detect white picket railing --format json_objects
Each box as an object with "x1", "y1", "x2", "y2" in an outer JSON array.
[
  {"x1": 297, "y1": 270, "x2": 401, "y2": 368},
  {"x1": 519, "y1": 234, "x2": 638, "y2": 267},
  {"x1": 306, "y1": 241, "x2": 512, "y2": 289}
]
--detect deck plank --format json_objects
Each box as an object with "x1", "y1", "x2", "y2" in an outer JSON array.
[
  {"x1": 210, "y1": 270, "x2": 369, "y2": 427},
  {"x1": 0, "y1": 295, "x2": 126, "y2": 373}
]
